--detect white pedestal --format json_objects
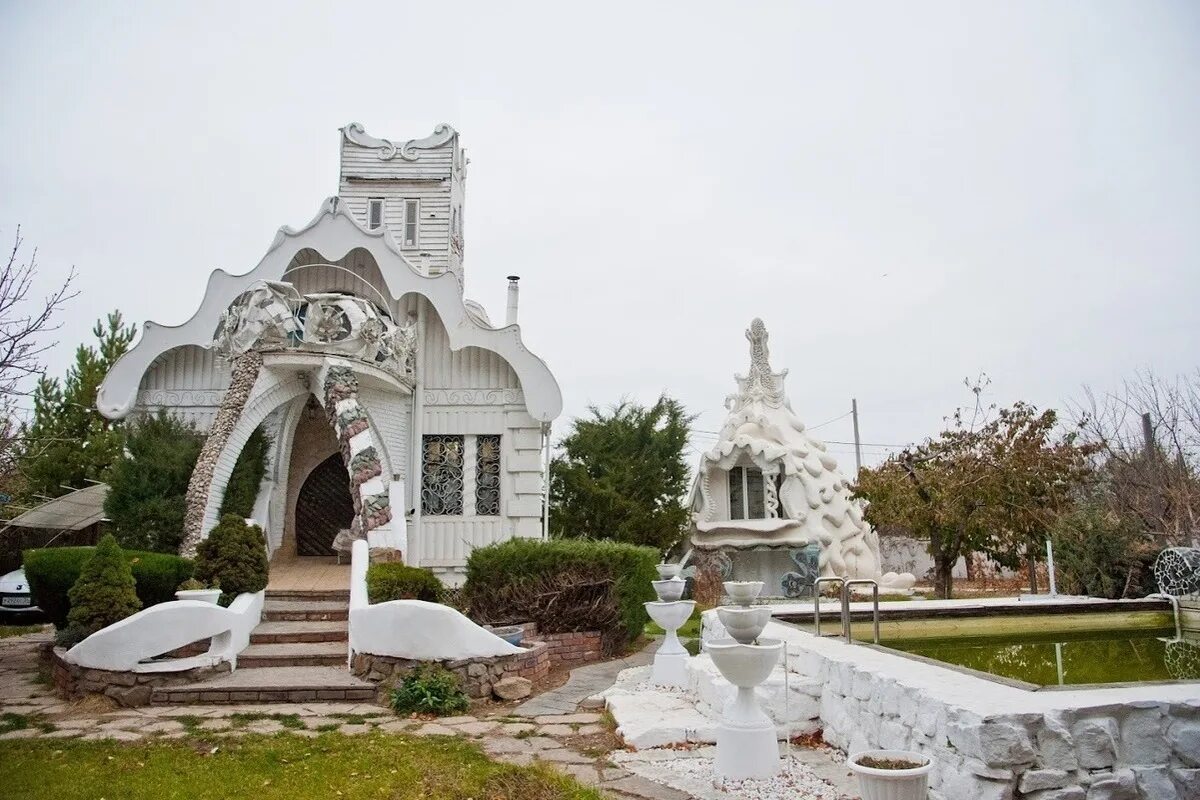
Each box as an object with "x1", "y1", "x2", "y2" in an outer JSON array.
[
  {"x1": 651, "y1": 649, "x2": 690, "y2": 689},
  {"x1": 716, "y1": 718, "x2": 779, "y2": 781}
]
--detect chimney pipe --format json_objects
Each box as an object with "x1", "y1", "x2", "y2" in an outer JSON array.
[{"x1": 505, "y1": 275, "x2": 520, "y2": 325}]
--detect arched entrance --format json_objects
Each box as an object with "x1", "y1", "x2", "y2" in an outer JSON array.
[{"x1": 295, "y1": 453, "x2": 355, "y2": 556}]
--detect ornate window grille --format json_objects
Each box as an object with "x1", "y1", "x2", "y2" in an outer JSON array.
[
  {"x1": 475, "y1": 434, "x2": 502, "y2": 516},
  {"x1": 421, "y1": 435, "x2": 463, "y2": 515}
]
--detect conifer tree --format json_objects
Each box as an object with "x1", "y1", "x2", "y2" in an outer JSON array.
[
  {"x1": 19, "y1": 311, "x2": 135, "y2": 500},
  {"x1": 66, "y1": 534, "x2": 142, "y2": 635},
  {"x1": 195, "y1": 514, "x2": 269, "y2": 605}
]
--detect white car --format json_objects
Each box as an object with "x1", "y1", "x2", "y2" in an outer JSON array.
[{"x1": 0, "y1": 568, "x2": 42, "y2": 618}]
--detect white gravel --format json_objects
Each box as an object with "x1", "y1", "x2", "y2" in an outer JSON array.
[{"x1": 614, "y1": 750, "x2": 857, "y2": 800}]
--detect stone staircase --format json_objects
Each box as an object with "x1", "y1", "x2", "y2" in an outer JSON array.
[{"x1": 150, "y1": 589, "x2": 377, "y2": 705}]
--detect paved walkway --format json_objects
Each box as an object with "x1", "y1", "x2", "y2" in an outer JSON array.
[
  {"x1": 514, "y1": 638, "x2": 656, "y2": 717},
  {"x1": 0, "y1": 630, "x2": 853, "y2": 799}
]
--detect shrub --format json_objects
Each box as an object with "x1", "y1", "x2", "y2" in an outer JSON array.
[
  {"x1": 366, "y1": 563, "x2": 444, "y2": 604},
  {"x1": 104, "y1": 412, "x2": 202, "y2": 553},
  {"x1": 1051, "y1": 503, "x2": 1144, "y2": 599},
  {"x1": 23, "y1": 546, "x2": 193, "y2": 628},
  {"x1": 389, "y1": 665, "x2": 470, "y2": 716},
  {"x1": 194, "y1": 514, "x2": 269, "y2": 605},
  {"x1": 66, "y1": 535, "x2": 142, "y2": 636},
  {"x1": 220, "y1": 426, "x2": 271, "y2": 518},
  {"x1": 463, "y1": 538, "x2": 658, "y2": 653}
]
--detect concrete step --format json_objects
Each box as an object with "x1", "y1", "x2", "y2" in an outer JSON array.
[
  {"x1": 262, "y1": 599, "x2": 348, "y2": 622},
  {"x1": 265, "y1": 589, "x2": 350, "y2": 603},
  {"x1": 250, "y1": 620, "x2": 348, "y2": 645},
  {"x1": 150, "y1": 665, "x2": 376, "y2": 705},
  {"x1": 239, "y1": 641, "x2": 347, "y2": 668}
]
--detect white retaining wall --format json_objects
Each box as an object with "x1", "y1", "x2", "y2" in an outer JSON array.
[{"x1": 702, "y1": 613, "x2": 1199, "y2": 800}]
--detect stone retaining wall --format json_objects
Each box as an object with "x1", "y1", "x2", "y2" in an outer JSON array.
[
  {"x1": 352, "y1": 639, "x2": 551, "y2": 699},
  {"x1": 50, "y1": 647, "x2": 230, "y2": 707},
  {"x1": 539, "y1": 631, "x2": 603, "y2": 668},
  {"x1": 775, "y1": 627, "x2": 1200, "y2": 800}
]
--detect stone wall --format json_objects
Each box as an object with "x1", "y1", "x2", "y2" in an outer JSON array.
[
  {"x1": 352, "y1": 640, "x2": 551, "y2": 699},
  {"x1": 539, "y1": 631, "x2": 602, "y2": 668},
  {"x1": 51, "y1": 647, "x2": 230, "y2": 707},
  {"x1": 777, "y1": 628, "x2": 1199, "y2": 800}
]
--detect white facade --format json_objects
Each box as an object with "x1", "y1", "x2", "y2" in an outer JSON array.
[{"x1": 97, "y1": 124, "x2": 561, "y2": 584}]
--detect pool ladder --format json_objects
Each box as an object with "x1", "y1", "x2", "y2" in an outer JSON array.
[{"x1": 813, "y1": 577, "x2": 880, "y2": 644}]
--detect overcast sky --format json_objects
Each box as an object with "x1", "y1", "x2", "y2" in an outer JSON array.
[{"x1": 2, "y1": 1, "x2": 1197, "y2": 469}]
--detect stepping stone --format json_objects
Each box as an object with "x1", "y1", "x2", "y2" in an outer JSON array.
[
  {"x1": 198, "y1": 719, "x2": 233, "y2": 731},
  {"x1": 534, "y1": 713, "x2": 601, "y2": 725},
  {"x1": 436, "y1": 715, "x2": 477, "y2": 725},
  {"x1": 537, "y1": 749, "x2": 593, "y2": 765},
  {"x1": 339, "y1": 724, "x2": 371, "y2": 735},
  {"x1": 454, "y1": 721, "x2": 498, "y2": 736},
  {"x1": 539, "y1": 724, "x2": 573, "y2": 737},
  {"x1": 412, "y1": 723, "x2": 455, "y2": 736},
  {"x1": 498, "y1": 723, "x2": 536, "y2": 735}
]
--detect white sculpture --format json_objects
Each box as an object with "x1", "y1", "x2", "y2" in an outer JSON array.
[{"x1": 691, "y1": 319, "x2": 915, "y2": 594}]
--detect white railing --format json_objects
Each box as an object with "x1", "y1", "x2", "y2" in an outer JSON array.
[
  {"x1": 65, "y1": 591, "x2": 264, "y2": 672},
  {"x1": 348, "y1": 539, "x2": 524, "y2": 662}
]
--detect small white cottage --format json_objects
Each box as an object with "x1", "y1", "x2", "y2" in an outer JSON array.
[
  {"x1": 688, "y1": 319, "x2": 914, "y2": 596},
  {"x1": 97, "y1": 123, "x2": 561, "y2": 585}
]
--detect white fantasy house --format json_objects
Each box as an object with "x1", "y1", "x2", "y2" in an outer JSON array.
[
  {"x1": 97, "y1": 123, "x2": 562, "y2": 585},
  {"x1": 688, "y1": 319, "x2": 914, "y2": 596}
]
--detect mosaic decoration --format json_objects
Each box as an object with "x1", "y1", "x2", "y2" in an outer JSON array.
[
  {"x1": 213, "y1": 281, "x2": 416, "y2": 379},
  {"x1": 323, "y1": 365, "x2": 391, "y2": 553},
  {"x1": 781, "y1": 543, "x2": 822, "y2": 598},
  {"x1": 1152, "y1": 547, "x2": 1200, "y2": 598},
  {"x1": 475, "y1": 434, "x2": 502, "y2": 516},
  {"x1": 180, "y1": 352, "x2": 263, "y2": 558},
  {"x1": 1164, "y1": 637, "x2": 1200, "y2": 681},
  {"x1": 422, "y1": 435, "x2": 464, "y2": 516}
]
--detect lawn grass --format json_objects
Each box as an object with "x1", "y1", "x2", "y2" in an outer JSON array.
[
  {"x1": 0, "y1": 623, "x2": 44, "y2": 638},
  {"x1": 644, "y1": 606, "x2": 703, "y2": 638},
  {"x1": 0, "y1": 732, "x2": 604, "y2": 800}
]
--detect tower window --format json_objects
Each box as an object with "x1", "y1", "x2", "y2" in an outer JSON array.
[
  {"x1": 403, "y1": 199, "x2": 419, "y2": 247},
  {"x1": 367, "y1": 198, "x2": 384, "y2": 230}
]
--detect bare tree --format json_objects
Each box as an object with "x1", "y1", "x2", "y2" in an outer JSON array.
[
  {"x1": 0, "y1": 227, "x2": 77, "y2": 486},
  {"x1": 1070, "y1": 369, "x2": 1200, "y2": 547}
]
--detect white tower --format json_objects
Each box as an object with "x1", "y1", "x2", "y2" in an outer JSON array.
[{"x1": 338, "y1": 122, "x2": 467, "y2": 278}]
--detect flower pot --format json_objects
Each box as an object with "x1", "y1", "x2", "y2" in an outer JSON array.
[
  {"x1": 656, "y1": 563, "x2": 681, "y2": 581},
  {"x1": 722, "y1": 581, "x2": 764, "y2": 606},
  {"x1": 652, "y1": 578, "x2": 685, "y2": 602},
  {"x1": 847, "y1": 750, "x2": 933, "y2": 800},
  {"x1": 490, "y1": 625, "x2": 525, "y2": 646},
  {"x1": 175, "y1": 588, "x2": 221, "y2": 605},
  {"x1": 716, "y1": 605, "x2": 773, "y2": 644}
]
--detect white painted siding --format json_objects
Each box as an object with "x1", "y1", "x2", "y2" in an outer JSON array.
[
  {"x1": 338, "y1": 127, "x2": 464, "y2": 278},
  {"x1": 358, "y1": 386, "x2": 410, "y2": 481},
  {"x1": 136, "y1": 344, "x2": 230, "y2": 430}
]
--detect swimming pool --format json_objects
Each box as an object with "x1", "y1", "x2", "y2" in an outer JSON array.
[
  {"x1": 774, "y1": 599, "x2": 1199, "y2": 687},
  {"x1": 885, "y1": 627, "x2": 1199, "y2": 685}
]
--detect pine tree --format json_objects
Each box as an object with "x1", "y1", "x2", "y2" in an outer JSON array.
[
  {"x1": 549, "y1": 395, "x2": 694, "y2": 552},
  {"x1": 66, "y1": 534, "x2": 142, "y2": 635},
  {"x1": 19, "y1": 311, "x2": 135, "y2": 500},
  {"x1": 104, "y1": 412, "x2": 203, "y2": 553}
]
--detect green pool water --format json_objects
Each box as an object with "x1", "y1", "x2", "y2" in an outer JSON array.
[{"x1": 887, "y1": 628, "x2": 1200, "y2": 685}]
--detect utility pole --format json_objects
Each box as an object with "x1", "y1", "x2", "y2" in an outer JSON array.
[
  {"x1": 1141, "y1": 412, "x2": 1155, "y2": 458},
  {"x1": 851, "y1": 398, "x2": 862, "y2": 475}
]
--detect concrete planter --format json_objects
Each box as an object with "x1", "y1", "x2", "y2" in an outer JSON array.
[
  {"x1": 175, "y1": 589, "x2": 221, "y2": 605},
  {"x1": 847, "y1": 750, "x2": 933, "y2": 800}
]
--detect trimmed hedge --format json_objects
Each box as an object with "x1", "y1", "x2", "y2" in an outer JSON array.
[
  {"x1": 23, "y1": 546, "x2": 194, "y2": 628},
  {"x1": 366, "y1": 562, "x2": 444, "y2": 604},
  {"x1": 463, "y1": 538, "x2": 658, "y2": 653}
]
